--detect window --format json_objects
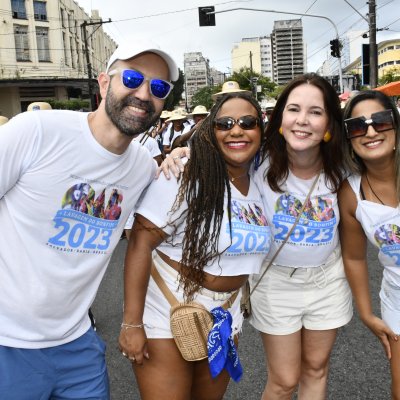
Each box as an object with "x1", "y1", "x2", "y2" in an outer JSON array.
[
  {"x1": 33, "y1": 1, "x2": 47, "y2": 21},
  {"x1": 70, "y1": 37, "x2": 75, "y2": 68},
  {"x1": 14, "y1": 25, "x2": 30, "y2": 61},
  {"x1": 60, "y1": 8, "x2": 66, "y2": 28},
  {"x1": 62, "y1": 32, "x2": 69, "y2": 66},
  {"x1": 36, "y1": 27, "x2": 50, "y2": 61},
  {"x1": 11, "y1": 0, "x2": 27, "y2": 19}
]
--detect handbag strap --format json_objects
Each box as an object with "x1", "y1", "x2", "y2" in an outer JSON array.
[
  {"x1": 245, "y1": 171, "x2": 321, "y2": 301},
  {"x1": 151, "y1": 262, "x2": 239, "y2": 309}
]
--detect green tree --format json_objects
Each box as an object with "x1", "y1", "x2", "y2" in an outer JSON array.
[
  {"x1": 229, "y1": 67, "x2": 276, "y2": 100},
  {"x1": 378, "y1": 67, "x2": 400, "y2": 86},
  {"x1": 190, "y1": 86, "x2": 220, "y2": 110},
  {"x1": 45, "y1": 98, "x2": 89, "y2": 110},
  {"x1": 164, "y1": 68, "x2": 184, "y2": 110}
]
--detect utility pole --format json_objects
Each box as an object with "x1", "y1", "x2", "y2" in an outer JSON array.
[
  {"x1": 81, "y1": 19, "x2": 111, "y2": 110},
  {"x1": 368, "y1": 0, "x2": 378, "y2": 88}
]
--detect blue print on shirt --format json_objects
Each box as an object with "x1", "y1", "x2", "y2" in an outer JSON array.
[
  {"x1": 374, "y1": 224, "x2": 400, "y2": 265},
  {"x1": 226, "y1": 200, "x2": 271, "y2": 255},
  {"x1": 272, "y1": 193, "x2": 336, "y2": 246},
  {"x1": 47, "y1": 182, "x2": 124, "y2": 254}
]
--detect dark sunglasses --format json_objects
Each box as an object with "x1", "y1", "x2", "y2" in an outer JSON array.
[
  {"x1": 214, "y1": 115, "x2": 260, "y2": 131},
  {"x1": 344, "y1": 109, "x2": 394, "y2": 139},
  {"x1": 108, "y1": 68, "x2": 174, "y2": 99}
]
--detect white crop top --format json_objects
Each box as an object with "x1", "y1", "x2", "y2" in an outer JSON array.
[
  {"x1": 348, "y1": 174, "x2": 400, "y2": 287},
  {"x1": 254, "y1": 160, "x2": 339, "y2": 267},
  {"x1": 136, "y1": 164, "x2": 271, "y2": 276}
]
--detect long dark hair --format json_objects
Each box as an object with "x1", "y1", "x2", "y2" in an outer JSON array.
[
  {"x1": 342, "y1": 90, "x2": 400, "y2": 199},
  {"x1": 172, "y1": 92, "x2": 264, "y2": 300},
  {"x1": 262, "y1": 73, "x2": 345, "y2": 193}
]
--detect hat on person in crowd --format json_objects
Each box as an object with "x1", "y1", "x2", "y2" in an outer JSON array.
[
  {"x1": 106, "y1": 39, "x2": 179, "y2": 81},
  {"x1": 166, "y1": 108, "x2": 188, "y2": 122},
  {"x1": 0, "y1": 116, "x2": 9, "y2": 126},
  {"x1": 27, "y1": 102, "x2": 52, "y2": 111},
  {"x1": 212, "y1": 81, "x2": 251, "y2": 101},
  {"x1": 160, "y1": 110, "x2": 172, "y2": 119},
  {"x1": 188, "y1": 105, "x2": 209, "y2": 118}
]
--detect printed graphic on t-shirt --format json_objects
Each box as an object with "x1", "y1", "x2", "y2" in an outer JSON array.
[
  {"x1": 374, "y1": 224, "x2": 400, "y2": 265},
  {"x1": 272, "y1": 194, "x2": 336, "y2": 246},
  {"x1": 226, "y1": 200, "x2": 271, "y2": 256},
  {"x1": 47, "y1": 183, "x2": 123, "y2": 254}
]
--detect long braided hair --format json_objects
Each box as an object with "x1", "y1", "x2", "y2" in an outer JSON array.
[{"x1": 170, "y1": 92, "x2": 264, "y2": 301}]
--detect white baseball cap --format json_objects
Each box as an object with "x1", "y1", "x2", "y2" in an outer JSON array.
[{"x1": 106, "y1": 39, "x2": 179, "y2": 82}]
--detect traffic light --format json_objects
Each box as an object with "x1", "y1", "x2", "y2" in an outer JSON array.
[
  {"x1": 198, "y1": 6, "x2": 215, "y2": 26},
  {"x1": 330, "y1": 39, "x2": 340, "y2": 58}
]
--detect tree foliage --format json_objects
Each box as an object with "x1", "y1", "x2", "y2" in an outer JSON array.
[
  {"x1": 190, "y1": 86, "x2": 220, "y2": 110},
  {"x1": 378, "y1": 67, "x2": 400, "y2": 86}
]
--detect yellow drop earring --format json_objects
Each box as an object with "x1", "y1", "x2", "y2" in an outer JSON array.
[
  {"x1": 323, "y1": 131, "x2": 331, "y2": 142},
  {"x1": 279, "y1": 127, "x2": 283, "y2": 135}
]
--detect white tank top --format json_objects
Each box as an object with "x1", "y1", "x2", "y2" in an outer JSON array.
[
  {"x1": 347, "y1": 174, "x2": 400, "y2": 287},
  {"x1": 254, "y1": 161, "x2": 339, "y2": 267}
]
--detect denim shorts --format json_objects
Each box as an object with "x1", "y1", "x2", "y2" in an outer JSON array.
[{"x1": 0, "y1": 327, "x2": 109, "y2": 400}]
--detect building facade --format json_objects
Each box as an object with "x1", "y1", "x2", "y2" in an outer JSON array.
[
  {"x1": 0, "y1": 0, "x2": 116, "y2": 118},
  {"x1": 183, "y1": 51, "x2": 211, "y2": 108},
  {"x1": 343, "y1": 38, "x2": 400, "y2": 83},
  {"x1": 271, "y1": 19, "x2": 304, "y2": 86},
  {"x1": 231, "y1": 37, "x2": 261, "y2": 75}
]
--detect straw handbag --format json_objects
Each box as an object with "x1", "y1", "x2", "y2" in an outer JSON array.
[{"x1": 151, "y1": 264, "x2": 239, "y2": 361}]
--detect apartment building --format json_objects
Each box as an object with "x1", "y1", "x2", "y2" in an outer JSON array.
[
  {"x1": 0, "y1": 0, "x2": 116, "y2": 118},
  {"x1": 232, "y1": 37, "x2": 261, "y2": 75},
  {"x1": 184, "y1": 51, "x2": 211, "y2": 108},
  {"x1": 272, "y1": 19, "x2": 304, "y2": 86},
  {"x1": 343, "y1": 38, "x2": 400, "y2": 82}
]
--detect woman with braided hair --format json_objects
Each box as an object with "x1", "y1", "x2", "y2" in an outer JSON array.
[{"x1": 119, "y1": 92, "x2": 271, "y2": 399}]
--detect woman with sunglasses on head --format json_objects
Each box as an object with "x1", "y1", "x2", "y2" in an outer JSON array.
[
  {"x1": 339, "y1": 90, "x2": 400, "y2": 398},
  {"x1": 163, "y1": 73, "x2": 352, "y2": 399},
  {"x1": 119, "y1": 92, "x2": 271, "y2": 400}
]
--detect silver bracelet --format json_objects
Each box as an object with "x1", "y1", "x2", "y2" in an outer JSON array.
[{"x1": 121, "y1": 322, "x2": 145, "y2": 330}]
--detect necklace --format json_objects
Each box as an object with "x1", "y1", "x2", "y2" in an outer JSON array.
[
  {"x1": 228, "y1": 171, "x2": 249, "y2": 183},
  {"x1": 365, "y1": 174, "x2": 385, "y2": 205}
]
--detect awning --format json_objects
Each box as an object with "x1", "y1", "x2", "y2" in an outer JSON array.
[{"x1": 374, "y1": 81, "x2": 400, "y2": 96}]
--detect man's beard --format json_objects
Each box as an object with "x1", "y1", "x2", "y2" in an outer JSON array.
[{"x1": 105, "y1": 86, "x2": 160, "y2": 137}]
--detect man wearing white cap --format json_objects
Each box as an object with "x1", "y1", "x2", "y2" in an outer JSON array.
[{"x1": 0, "y1": 39, "x2": 178, "y2": 399}]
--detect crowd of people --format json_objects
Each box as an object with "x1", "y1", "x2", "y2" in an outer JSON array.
[{"x1": 1, "y1": 37, "x2": 400, "y2": 400}]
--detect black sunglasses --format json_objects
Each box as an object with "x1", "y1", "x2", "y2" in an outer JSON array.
[
  {"x1": 344, "y1": 109, "x2": 394, "y2": 139},
  {"x1": 214, "y1": 115, "x2": 260, "y2": 131},
  {"x1": 108, "y1": 68, "x2": 173, "y2": 99}
]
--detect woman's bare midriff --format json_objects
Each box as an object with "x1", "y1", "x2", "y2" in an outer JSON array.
[{"x1": 156, "y1": 250, "x2": 248, "y2": 292}]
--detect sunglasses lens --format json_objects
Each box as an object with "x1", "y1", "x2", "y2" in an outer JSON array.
[
  {"x1": 239, "y1": 115, "x2": 258, "y2": 130},
  {"x1": 345, "y1": 118, "x2": 367, "y2": 138},
  {"x1": 122, "y1": 70, "x2": 144, "y2": 89},
  {"x1": 372, "y1": 111, "x2": 394, "y2": 132},
  {"x1": 150, "y1": 79, "x2": 172, "y2": 99},
  {"x1": 215, "y1": 117, "x2": 234, "y2": 131}
]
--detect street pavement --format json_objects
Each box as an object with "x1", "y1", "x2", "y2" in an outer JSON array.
[{"x1": 92, "y1": 240, "x2": 391, "y2": 399}]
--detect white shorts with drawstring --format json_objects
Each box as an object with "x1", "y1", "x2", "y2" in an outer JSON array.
[
  {"x1": 380, "y1": 278, "x2": 400, "y2": 335},
  {"x1": 248, "y1": 246, "x2": 353, "y2": 335},
  {"x1": 143, "y1": 252, "x2": 244, "y2": 338}
]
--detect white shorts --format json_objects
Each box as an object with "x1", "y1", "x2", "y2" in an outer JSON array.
[
  {"x1": 380, "y1": 278, "x2": 400, "y2": 335},
  {"x1": 143, "y1": 252, "x2": 244, "y2": 339},
  {"x1": 249, "y1": 247, "x2": 353, "y2": 335}
]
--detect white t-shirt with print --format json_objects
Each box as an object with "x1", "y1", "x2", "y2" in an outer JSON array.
[
  {"x1": 348, "y1": 174, "x2": 400, "y2": 287},
  {"x1": 0, "y1": 110, "x2": 156, "y2": 348},
  {"x1": 254, "y1": 160, "x2": 339, "y2": 267},
  {"x1": 136, "y1": 162, "x2": 271, "y2": 276}
]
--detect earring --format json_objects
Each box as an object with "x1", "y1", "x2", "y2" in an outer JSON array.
[
  {"x1": 278, "y1": 127, "x2": 283, "y2": 135},
  {"x1": 323, "y1": 131, "x2": 331, "y2": 142}
]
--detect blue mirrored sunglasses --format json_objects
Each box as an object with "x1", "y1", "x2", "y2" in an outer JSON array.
[{"x1": 108, "y1": 69, "x2": 173, "y2": 100}]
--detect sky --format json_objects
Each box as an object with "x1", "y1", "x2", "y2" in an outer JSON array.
[{"x1": 75, "y1": 0, "x2": 400, "y2": 74}]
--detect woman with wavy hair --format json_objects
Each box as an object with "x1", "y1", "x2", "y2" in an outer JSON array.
[
  {"x1": 339, "y1": 90, "x2": 400, "y2": 398},
  {"x1": 119, "y1": 92, "x2": 271, "y2": 400}
]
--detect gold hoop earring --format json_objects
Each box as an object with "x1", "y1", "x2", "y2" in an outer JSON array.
[
  {"x1": 279, "y1": 127, "x2": 283, "y2": 135},
  {"x1": 323, "y1": 131, "x2": 331, "y2": 142}
]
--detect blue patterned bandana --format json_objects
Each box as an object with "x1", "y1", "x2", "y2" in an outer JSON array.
[{"x1": 207, "y1": 307, "x2": 243, "y2": 382}]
